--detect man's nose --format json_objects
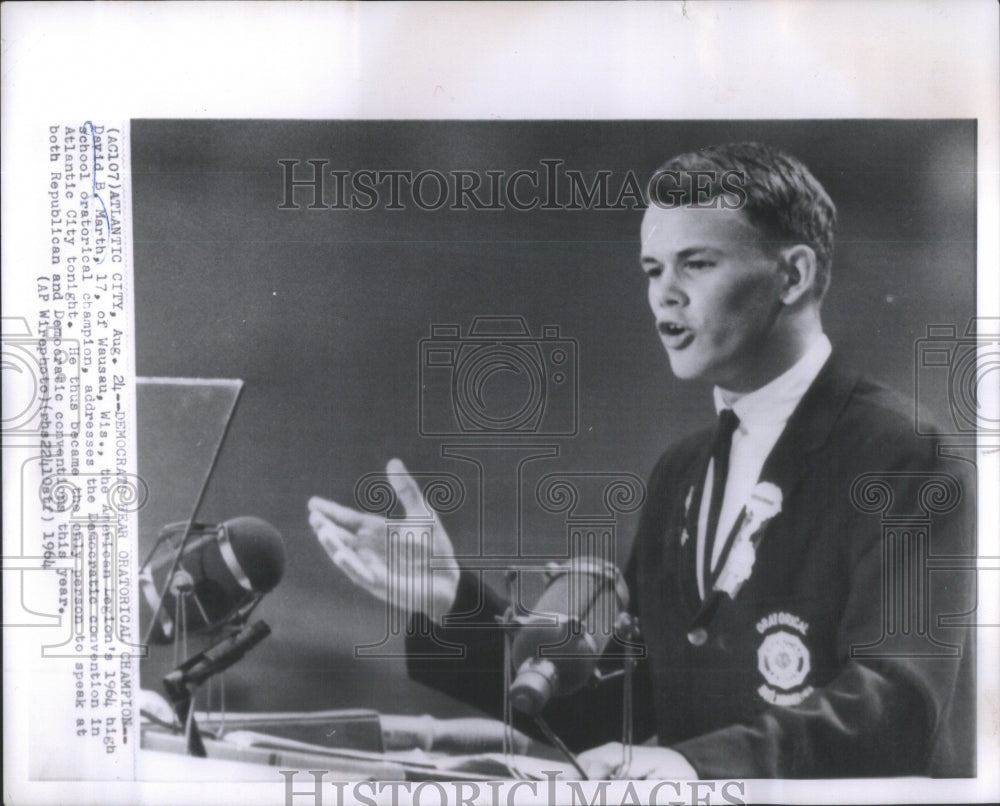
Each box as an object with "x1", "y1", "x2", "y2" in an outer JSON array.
[{"x1": 651, "y1": 268, "x2": 685, "y2": 307}]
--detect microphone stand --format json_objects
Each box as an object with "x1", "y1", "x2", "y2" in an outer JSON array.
[
  {"x1": 497, "y1": 571, "x2": 530, "y2": 780},
  {"x1": 604, "y1": 612, "x2": 639, "y2": 778},
  {"x1": 162, "y1": 620, "x2": 272, "y2": 757},
  {"x1": 496, "y1": 570, "x2": 638, "y2": 780}
]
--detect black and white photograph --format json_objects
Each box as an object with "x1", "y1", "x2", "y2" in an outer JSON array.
[
  {"x1": 129, "y1": 118, "x2": 980, "y2": 784},
  {"x1": 3, "y1": 3, "x2": 998, "y2": 806}
]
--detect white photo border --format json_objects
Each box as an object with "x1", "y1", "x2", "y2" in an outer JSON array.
[{"x1": 2, "y1": 2, "x2": 997, "y2": 805}]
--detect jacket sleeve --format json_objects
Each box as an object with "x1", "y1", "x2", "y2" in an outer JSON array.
[
  {"x1": 671, "y1": 446, "x2": 977, "y2": 778},
  {"x1": 405, "y1": 569, "x2": 510, "y2": 720}
]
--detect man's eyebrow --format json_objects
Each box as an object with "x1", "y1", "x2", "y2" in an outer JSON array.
[
  {"x1": 676, "y1": 246, "x2": 717, "y2": 259},
  {"x1": 640, "y1": 246, "x2": 718, "y2": 264}
]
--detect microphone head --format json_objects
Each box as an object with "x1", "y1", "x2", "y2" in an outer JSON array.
[
  {"x1": 509, "y1": 556, "x2": 628, "y2": 714},
  {"x1": 141, "y1": 517, "x2": 286, "y2": 644},
  {"x1": 509, "y1": 658, "x2": 557, "y2": 716},
  {"x1": 220, "y1": 516, "x2": 286, "y2": 593}
]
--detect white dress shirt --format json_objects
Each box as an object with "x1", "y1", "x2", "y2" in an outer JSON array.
[{"x1": 695, "y1": 333, "x2": 833, "y2": 598}]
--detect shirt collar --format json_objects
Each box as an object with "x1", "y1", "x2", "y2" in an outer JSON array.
[{"x1": 713, "y1": 333, "x2": 833, "y2": 431}]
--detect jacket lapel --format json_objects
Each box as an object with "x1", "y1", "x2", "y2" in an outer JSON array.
[
  {"x1": 676, "y1": 439, "x2": 712, "y2": 615},
  {"x1": 756, "y1": 351, "x2": 858, "y2": 503},
  {"x1": 685, "y1": 352, "x2": 859, "y2": 625}
]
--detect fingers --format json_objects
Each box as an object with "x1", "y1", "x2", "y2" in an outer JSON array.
[
  {"x1": 309, "y1": 458, "x2": 440, "y2": 597},
  {"x1": 311, "y1": 509, "x2": 378, "y2": 587},
  {"x1": 308, "y1": 508, "x2": 356, "y2": 552},
  {"x1": 576, "y1": 743, "x2": 623, "y2": 780},
  {"x1": 386, "y1": 458, "x2": 426, "y2": 517},
  {"x1": 577, "y1": 745, "x2": 697, "y2": 780},
  {"x1": 307, "y1": 495, "x2": 366, "y2": 531},
  {"x1": 333, "y1": 548, "x2": 379, "y2": 589},
  {"x1": 310, "y1": 459, "x2": 429, "y2": 525}
]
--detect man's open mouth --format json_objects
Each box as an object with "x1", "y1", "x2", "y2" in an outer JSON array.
[{"x1": 658, "y1": 321, "x2": 694, "y2": 348}]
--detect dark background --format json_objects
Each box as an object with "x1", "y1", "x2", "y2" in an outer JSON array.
[{"x1": 130, "y1": 120, "x2": 975, "y2": 717}]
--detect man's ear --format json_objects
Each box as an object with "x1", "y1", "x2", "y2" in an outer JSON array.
[{"x1": 777, "y1": 244, "x2": 818, "y2": 305}]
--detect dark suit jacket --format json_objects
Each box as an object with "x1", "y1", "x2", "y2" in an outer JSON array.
[{"x1": 407, "y1": 354, "x2": 977, "y2": 777}]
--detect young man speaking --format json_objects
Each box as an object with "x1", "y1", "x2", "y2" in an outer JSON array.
[{"x1": 309, "y1": 143, "x2": 976, "y2": 778}]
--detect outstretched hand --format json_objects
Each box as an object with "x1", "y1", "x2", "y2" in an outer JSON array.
[{"x1": 308, "y1": 458, "x2": 460, "y2": 620}]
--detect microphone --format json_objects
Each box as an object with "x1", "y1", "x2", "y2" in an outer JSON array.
[
  {"x1": 164, "y1": 621, "x2": 273, "y2": 694},
  {"x1": 140, "y1": 517, "x2": 286, "y2": 644},
  {"x1": 161, "y1": 620, "x2": 273, "y2": 759},
  {"x1": 509, "y1": 556, "x2": 629, "y2": 716}
]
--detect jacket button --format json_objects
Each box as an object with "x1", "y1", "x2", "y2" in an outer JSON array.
[{"x1": 687, "y1": 627, "x2": 708, "y2": 646}]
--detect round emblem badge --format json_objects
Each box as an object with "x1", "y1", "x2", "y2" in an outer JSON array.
[{"x1": 757, "y1": 629, "x2": 811, "y2": 691}]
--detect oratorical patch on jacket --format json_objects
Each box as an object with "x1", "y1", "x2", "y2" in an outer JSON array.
[{"x1": 755, "y1": 610, "x2": 814, "y2": 705}]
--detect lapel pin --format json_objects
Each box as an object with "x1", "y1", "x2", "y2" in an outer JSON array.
[
  {"x1": 680, "y1": 486, "x2": 694, "y2": 546},
  {"x1": 714, "y1": 482, "x2": 783, "y2": 598}
]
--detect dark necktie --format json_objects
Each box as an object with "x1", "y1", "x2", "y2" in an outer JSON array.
[{"x1": 702, "y1": 408, "x2": 740, "y2": 589}]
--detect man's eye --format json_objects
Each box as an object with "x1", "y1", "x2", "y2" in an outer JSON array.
[
  {"x1": 644, "y1": 266, "x2": 662, "y2": 279},
  {"x1": 683, "y1": 260, "x2": 713, "y2": 270}
]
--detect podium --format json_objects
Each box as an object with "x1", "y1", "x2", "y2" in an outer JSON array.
[{"x1": 140, "y1": 708, "x2": 575, "y2": 781}]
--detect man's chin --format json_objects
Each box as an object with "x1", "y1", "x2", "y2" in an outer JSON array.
[{"x1": 664, "y1": 353, "x2": 707, "y2": 383}]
